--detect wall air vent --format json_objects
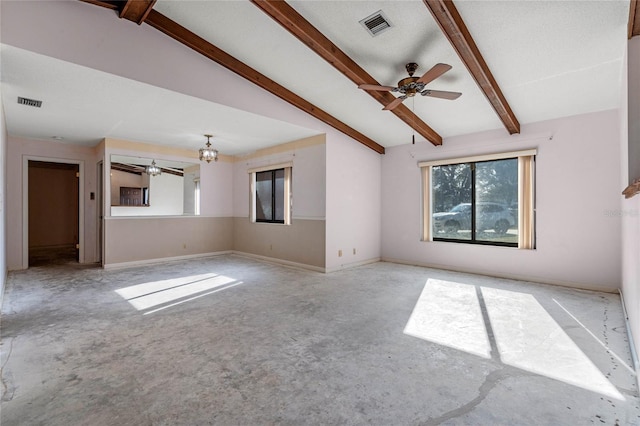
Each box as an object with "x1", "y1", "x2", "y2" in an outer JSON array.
[
  {"x1": 17, "y1": 97, "x2": 43, "y2": 108},
  {"x1": 359, "y1": 10, "x2": 393, "y2": 37}
]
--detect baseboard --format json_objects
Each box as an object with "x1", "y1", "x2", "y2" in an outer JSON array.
[
  {"x1": 380, "y1": 257, "x2": 619, "y2": 294},
  {"x1": 231, "y1": 251, "x2": 325, "y2": 273},
  {"x1": 103, "y1": 251, "x2": 233, "y2": 270},
  {"x1": 618, "y1": 289, "x2": 640, "y2": 390},
  {"x1": 325, "y1": 257, "x2": 381, "y2": 273}
]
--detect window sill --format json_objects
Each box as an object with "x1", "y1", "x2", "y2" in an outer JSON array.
[{"x1": 423, "y1": 239, "x2": 534, "y2": 250}]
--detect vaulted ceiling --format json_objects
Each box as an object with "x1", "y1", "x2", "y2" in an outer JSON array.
[{"x1": 0, "y1": 0, "x2": 633, "y2": 155}]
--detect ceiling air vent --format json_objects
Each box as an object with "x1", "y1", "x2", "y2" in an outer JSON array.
[
  {"x1": 359, "y1": 10, "x2": 393, "y2": 37},
  {"x1": 17, "y1": 97, "x2": 42, "y2": 108}
]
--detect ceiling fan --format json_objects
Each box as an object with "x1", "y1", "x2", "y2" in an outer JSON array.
[{"x1": 358, "y1": 62, "x2": 462, "y2": 111}]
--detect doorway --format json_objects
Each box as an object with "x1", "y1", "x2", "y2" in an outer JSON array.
[{"x1": 27, "y1": 160, "x2": 80, "y2": 266}]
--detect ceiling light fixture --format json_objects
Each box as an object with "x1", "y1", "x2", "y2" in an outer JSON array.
[
  {"x1": 199, "y1": 134, "x2": 218, "y2": 163},
  {"x1": 146, "y1": 160, "x2": 162, "y2": 176}
]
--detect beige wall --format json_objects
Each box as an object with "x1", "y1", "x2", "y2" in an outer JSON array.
[
  {"x1": 233, "y1": 218, "x2": 325, "y2": 269},
  {"x1": 105, "y1": 216, "x2": 233, "y2": 266}
]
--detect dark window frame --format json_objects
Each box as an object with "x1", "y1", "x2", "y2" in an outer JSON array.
[
  {"x1": 255, "y1": 168, "x2": 285, "y2": 224},
  {"x1": 433, "y1": 158, "x2": 518, "y2": 248}
]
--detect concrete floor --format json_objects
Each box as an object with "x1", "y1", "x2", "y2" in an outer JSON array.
[{"x1": 1, "y1": 255, "x2": 638, "y2": 425}]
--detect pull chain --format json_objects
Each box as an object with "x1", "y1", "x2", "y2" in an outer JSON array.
[{"x1": 412, "y1": 97, "x2": 416, "y2": 144}]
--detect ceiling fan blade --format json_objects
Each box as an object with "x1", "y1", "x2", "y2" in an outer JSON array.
[
  {"x1": 358, "y1": 84, "x2": 396, "y2": 92},
  {"x1": 421, "y1": 89, "x2": 462, "y2": 100},
  {"x1": 417, "y1": 63, "x2": 452, "y2": 85},
  {"x1": 383, "y1": 96, "x2": 407, "y2": 110}
]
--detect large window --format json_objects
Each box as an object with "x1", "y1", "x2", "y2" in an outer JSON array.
[
  {"x1": 420, "y1": 150, "x2": 535, "y2": 249},
  {"x1": 250, "y1": 164, "x2": 292, "y2": 224}
]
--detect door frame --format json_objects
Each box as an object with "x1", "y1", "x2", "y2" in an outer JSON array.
[
  {"x1": 97, "y1": 160, "x2": 104, "y2": 266},
  {"x1": 22, "y1": 156, "x2": 85, "y2": 269}
]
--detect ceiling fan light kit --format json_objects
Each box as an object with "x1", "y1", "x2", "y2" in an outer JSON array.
[{"x1": 358, "y1": 62, "x2": 462, "y2": 111}]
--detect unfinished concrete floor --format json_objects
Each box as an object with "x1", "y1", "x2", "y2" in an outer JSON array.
[{"x1": 1, "y1": 255, "x2": 638, "y2": 425}]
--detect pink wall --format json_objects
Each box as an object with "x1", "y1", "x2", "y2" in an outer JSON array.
[
  {"x1": 201, "y1": 160, "x2": 234, "y2": 218},
  {"x1": 629, "y1": 37, "x2": 640, "y2": 183},
  {"x1": 0, "y1": 97, "x2": 7, "y2": 302},
  {"x1": 622, "y1": 37, "x2": 640, "y2": 362},
  {"x1": 326, "y1": 133, "x2": 381, "y2": 272},
  {"x1": 382, "y1": 110, "x2": 622, "y2": 291},
  {"x1": 232, "y1": 142, "x2": 326, "y2": 220}
]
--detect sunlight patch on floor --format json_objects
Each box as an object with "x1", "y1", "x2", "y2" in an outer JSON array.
[
  {"x1": 115, "y1": 273, "x2": 237, "y2": 311},
  {"x1": 404, "y1": 279, "x2": 491, "y2": 358},
  {"x1": 405, "y1": 279, "x2": 624, "y2": 400},
  {"x1": 482, "y1": 287, "x2": 624, "y2": 400},
  {"x1": 553, "y1": 298, "x2": 636, "y2": 375}
]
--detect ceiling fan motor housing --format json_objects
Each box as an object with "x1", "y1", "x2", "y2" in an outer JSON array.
[{"x1": 396, "y1": 77, "x2": 426, "y2": 97}]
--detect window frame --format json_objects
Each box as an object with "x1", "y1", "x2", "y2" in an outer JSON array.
[
  {"x1": 420, "y1": 149, "x2": 536, "y2": 249},
  {"x1": 249, "y1": 163, "x2": 292, "y2": 225},
  {"x1": 194, "y1": 178, "x2": 200, "y2": 216}
]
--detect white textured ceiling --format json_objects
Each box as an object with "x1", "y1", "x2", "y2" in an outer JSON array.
[
  {"x1": 1, "y1": 45, "x2": 320, "y2": 154},
  {"x1": 456, "y1": 0, "x2": 629, "y2": 124},
  {"x1": 0, "y1": 0, "x2": 631, "y2": 154}
]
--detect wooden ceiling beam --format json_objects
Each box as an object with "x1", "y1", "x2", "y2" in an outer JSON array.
[
  {"x1": 423, "y1": 0, "x2": 520, "y2": 134},
  {"x1": 144, "y1": 10, "x2": 385, "y2": 154},
  {"x1": 78, "y1": 1, "x2": 384, "y2": 153},
  {"x1": 119, "y1": 0, "x2": 156, "y2": 25},
  {"x1": 78, "y1": 0, "x2": 120, "y2": 11},
  {"x1": 630, "y1": 0, "x2": 640, "y2": 39},
  {"x1": 251, "y1": 0, "x2": 443, "y2": 146},
  {"x1": 79, "y1": 0, "x2": 155, "y2": 24}
]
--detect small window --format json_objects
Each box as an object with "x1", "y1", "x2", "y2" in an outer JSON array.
[
  {"x1": 251, "y1": 165, "x2": 291, "y2": 225},
  {"x1": 420, "y1": 150, "x2": 535, "y2": 249},
  {"x1": 194, "y1": 180, "x2": 200, "y2": 216}
]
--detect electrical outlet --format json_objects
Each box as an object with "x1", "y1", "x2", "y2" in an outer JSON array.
[
  {"x1": 353, "y1": 248, "x2": 356, "y2": 255},
  {"x1": 182, "y1": 243, "x2": 187, "y2": 249},
  {"x1": 338, "y1": 250, "x2": 342, "y2": 257},
  {"x1": 270, "y1": 244, "x2": 273, "y2": 250}
]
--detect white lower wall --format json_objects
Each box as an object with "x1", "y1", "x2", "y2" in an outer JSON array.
[
  {"x1": 382, "y1": 110, "x2": 622, "y2": 291},
  {"x1": 325, "y1": 134, "x2": 381, "y2": 272}
]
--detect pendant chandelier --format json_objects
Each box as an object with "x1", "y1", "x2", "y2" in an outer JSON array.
[
  {"x1": 199, "y1": 134, "x2": 218, "y2": 163},
  {"x1": 145, "y1": 160, "x2": 162, "y2": 176}
]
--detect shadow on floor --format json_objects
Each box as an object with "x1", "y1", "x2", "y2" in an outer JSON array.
[{"x1": 28, "y1": 245, "x2": 78, "y2": 267}]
